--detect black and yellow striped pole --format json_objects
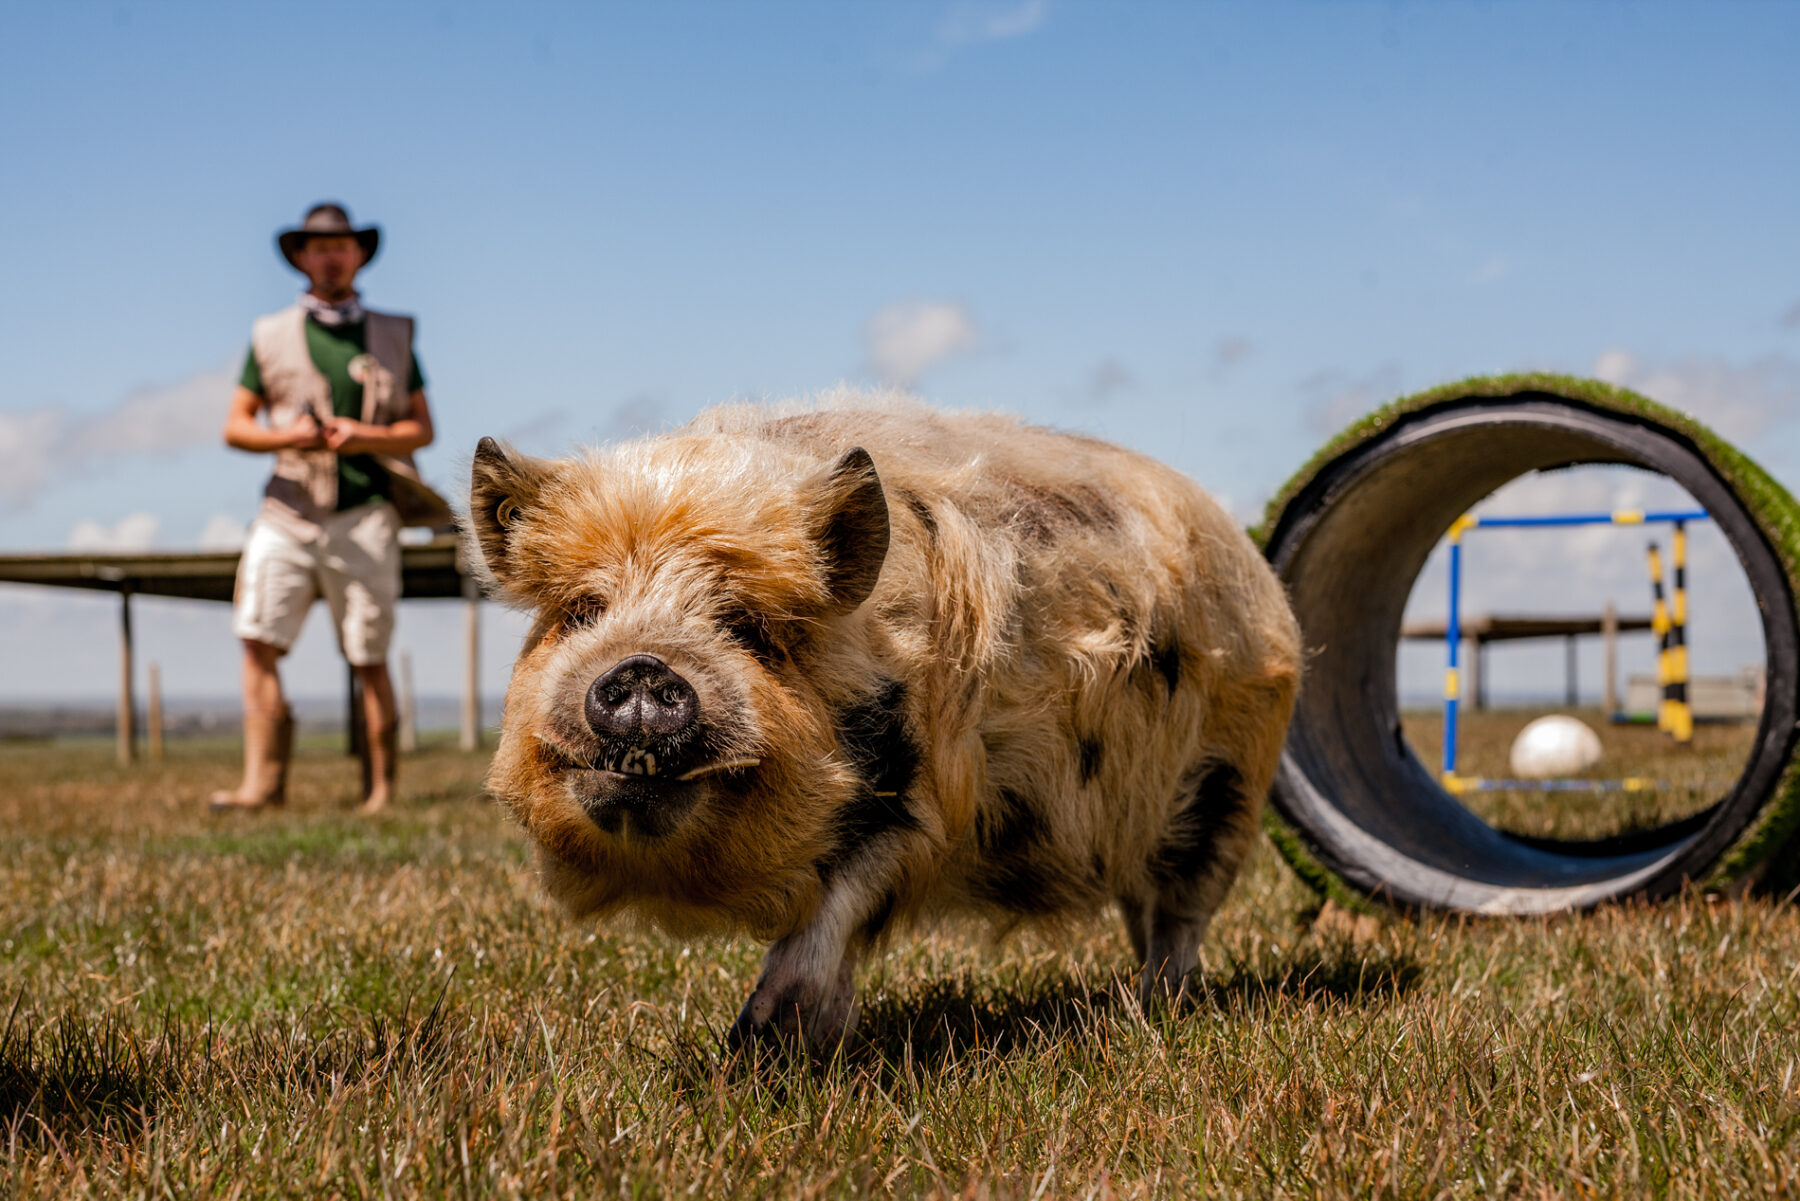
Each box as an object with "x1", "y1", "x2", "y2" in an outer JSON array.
[
  {"x1": 1648, "y1": 540, "x2": 1671, "y2": 731},
  {"x1": 1667, "y1": 521, "x2": 1694, "y2": 741},
  {"x1": 1647, "y1": 537, "x2": 1695, "y2": 742}
]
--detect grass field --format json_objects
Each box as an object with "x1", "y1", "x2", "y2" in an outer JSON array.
[{"x1": 3, "y1": 720, "x2": 1799, "y2": 1198}]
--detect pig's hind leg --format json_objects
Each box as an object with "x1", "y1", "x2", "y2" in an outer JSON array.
[{"x1": 1137, "y1": 759, "x2": 1261, "y2": 1007}]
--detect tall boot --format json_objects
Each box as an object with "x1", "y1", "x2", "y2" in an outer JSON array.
[
  {"x1": 209, "y1": 711, "x2": 294, "y2": 812},
  {"x1": 357, "y1": 722, "x2": 397, "y2": 814}
]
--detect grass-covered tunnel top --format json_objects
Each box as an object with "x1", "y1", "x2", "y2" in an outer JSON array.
[{"x1": 1249, "y1": 373, "x2": 1800, "y2": 905}]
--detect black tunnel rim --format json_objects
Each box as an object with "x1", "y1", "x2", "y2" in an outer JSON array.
[{"x1": 1257, "y1": 381, "x2": 1800, "y2": 913}]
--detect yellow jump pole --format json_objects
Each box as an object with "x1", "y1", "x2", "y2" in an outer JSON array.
[
  {"x1": 1648, "y1": 541, "x2": 1673, "y2": 734},
  {"x1": 1667, "y1": 521, "x2": 1694, "y2": 741}
]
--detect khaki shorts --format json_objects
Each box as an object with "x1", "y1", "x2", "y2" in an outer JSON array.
[{"x1": 232, "y1": 501, "x2": 402, "y2": 666}]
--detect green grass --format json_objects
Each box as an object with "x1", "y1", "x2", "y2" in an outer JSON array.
[{"x1": 4, "y1": 740, "x2": 1800, "y2": 1196}]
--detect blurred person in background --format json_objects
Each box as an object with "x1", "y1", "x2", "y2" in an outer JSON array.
[{"x1": 211, "y1": 202, "x2": 452, "y2": 814}]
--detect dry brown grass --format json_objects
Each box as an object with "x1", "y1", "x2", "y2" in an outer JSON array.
[{"x1": 2, "y1": 732, "x2": 1799, "y2": 1197}]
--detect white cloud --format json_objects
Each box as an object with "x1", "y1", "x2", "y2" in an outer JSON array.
[
  {"x1": 1081, "y1": 357, "x2": 1136, "y2": 405},
  {"x1": 863, "y1": 300, "x2": 979, "y2": 387},
  {"x1": 1214, "y1": 337, "x2": 1252, "y2": 371},
  {"x1": 68, "y1": 512, "x2": 160, "y2": 552},
  {"x1": 79, "y1": 364, "x2": 237, "y2": 456},
  {"x1": 937, "y1": 0, "x2": 1047, "y2": 47},
  {"x1": 0, "y1": 406, "x2": 70, "y2": 507},
  {"x1": 905, "y1": 0, "x2": 1047, "y2": 71},
  {"x1": 1301, "y1": 363, "x2": 1404, "y2": 436},
  {"x1": 2, "y1": 359, "x2": 236, "y2": 511},
  {"x1": 1592, "y1": 348, "x2": 1636, "y2": 383},
  {"x1": 497, "y1": 407, "x2": 569, "y2": 454},
  {"x1": 1467, "y1": 254, "x2": 1513, "y2": 285},
  {"x1": 196, "y1": 513, "x2": 246, "y2": 551},
  {"x1": 603, "y1": 394, "x2": 668, "y2": 443},
  {"x1": 1591, "y1": 348, "x2": 1800, "y2": 443}
]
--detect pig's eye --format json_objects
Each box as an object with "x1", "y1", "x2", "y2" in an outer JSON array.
[
  {"x1": 719, "y1": 608, "x2": 778, "y2": 662},
  {"x1": 564, "y1": 597, "x2": 606, "y2": 628}
]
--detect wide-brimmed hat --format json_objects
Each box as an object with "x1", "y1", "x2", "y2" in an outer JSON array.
[{"x1": 276, "y1": 203, "x2": 381, "y2": 271}]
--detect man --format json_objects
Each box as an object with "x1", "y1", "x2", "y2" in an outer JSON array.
[{"x1": 210, "y1": 203, "x2": 452, "y2": 814}]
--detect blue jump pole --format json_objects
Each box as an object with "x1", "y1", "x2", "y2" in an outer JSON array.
[
  {"x1": 1444, "y1": 530, "x2": 1463, "y2": 781},
  {"x1": 1470, "y1": 509, "x2": 1708, "y2": 529}
]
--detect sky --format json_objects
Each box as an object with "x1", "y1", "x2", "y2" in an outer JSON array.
[{"x1": 2, "y1": 1, "x2": 1798, "y2": 709}]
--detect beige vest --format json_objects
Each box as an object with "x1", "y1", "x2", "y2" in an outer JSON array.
[{"x1": 250, "y1": 304, "x2": 454, "y2": 537}]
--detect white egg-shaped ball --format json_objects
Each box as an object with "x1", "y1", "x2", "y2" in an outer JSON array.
[{"x1": 1508, "y1": 715, "x2": 1604, "y2": 778}]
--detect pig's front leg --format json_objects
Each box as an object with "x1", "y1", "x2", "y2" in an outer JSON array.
[{"x1": 727, "y1": 879, "x2": 881, "y2": 1049}]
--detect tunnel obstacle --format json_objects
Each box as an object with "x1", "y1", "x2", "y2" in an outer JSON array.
[{"x1": 1255, "y1": 375, "x2": 1800, "y2": 913}]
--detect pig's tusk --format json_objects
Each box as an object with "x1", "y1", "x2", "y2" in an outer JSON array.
[{"x1": 677, "y1": 758, "x2": 763, "y2": 781}]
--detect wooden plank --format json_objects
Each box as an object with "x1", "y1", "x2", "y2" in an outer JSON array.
[
  {"x1": 1402, "y1": 613, "x2": 1655, "y2": 642},
  {"x1": 0, "y1": 537, "x2": 470, "y2": 603}
]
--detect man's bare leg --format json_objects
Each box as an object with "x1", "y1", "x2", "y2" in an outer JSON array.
[
  {"x1": 355, "y1": 662, "x2": 398, "y2": 813},
  {"x1": 210, "y1": 640, "x2": 294, "y2": 810}
]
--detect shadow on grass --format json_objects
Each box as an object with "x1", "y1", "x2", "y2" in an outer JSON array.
[
  {"x1": 850, "y1": 946, "x2": 1421, "y2": 1064},
  {"x1": 0, "y1": 979, "x2": 459, "y2": 1146},
  {"x1": 683, "y1": 944, "x2": 1425, "y2": 1089},
  {"x1": 0, "y1": 999, "x2": 178, "y2": 1144}
]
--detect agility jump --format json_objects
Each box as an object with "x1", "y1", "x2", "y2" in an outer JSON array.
[{"x1": 1437, "y1": 507, "x2": 1706, "y2": 795}]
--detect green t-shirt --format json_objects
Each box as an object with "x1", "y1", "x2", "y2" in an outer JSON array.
[{"x1": 240, "y1": 317, "x2": 427, "y2": 511}]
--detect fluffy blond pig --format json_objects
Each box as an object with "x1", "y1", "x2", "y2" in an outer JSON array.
[{"x1": 466, "y1": 397, "x2": 1301, "y2": 1046}]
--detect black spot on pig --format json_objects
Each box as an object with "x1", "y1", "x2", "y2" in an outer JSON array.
[
  {"x1": 1148, "y1": 762, "x2": 1246, "y2": 888},
  {"x1": 817, "y1": 681, "x2": 920, "y2": 876},
  {"x1": 1078, "y1": 736, "x2": 1103, "y2": 785}
]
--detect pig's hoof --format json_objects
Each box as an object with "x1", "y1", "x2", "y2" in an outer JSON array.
[
  {"x1": 726, "y1": 1000, "x2": 796, "y2": 1053},
  {"x1": 725, "y1": 992, "x2": 850, "y2": 1054}
]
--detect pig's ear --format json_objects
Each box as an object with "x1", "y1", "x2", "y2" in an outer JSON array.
[
  {"x1": 806, "y1": 446, "x2": 890, "y2": 612},
  {"x1": 465, "y1": 437, "x2": 554, "y2": 596}
]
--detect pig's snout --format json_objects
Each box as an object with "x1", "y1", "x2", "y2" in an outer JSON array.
[{"x1": 584, "y1": 655, "x2": 700, "y2": 775}]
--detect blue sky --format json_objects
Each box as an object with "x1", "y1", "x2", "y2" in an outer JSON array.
[{"x1": 3, "y1": 1, "x2": 1798, "y2": 704}]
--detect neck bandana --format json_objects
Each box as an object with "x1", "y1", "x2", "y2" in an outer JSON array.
[{"x1": 299, "y1": 291, "x2": 365, "y2": 328}]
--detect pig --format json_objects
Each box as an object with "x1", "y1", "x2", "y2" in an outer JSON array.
[{"x1": 467, "y1": 396, "x2": 1301, "y2": 1046}]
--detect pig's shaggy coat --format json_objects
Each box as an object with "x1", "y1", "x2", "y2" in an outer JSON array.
[{"x1": 470, "y1": 394, "x2": 1301, "y2": 1041}]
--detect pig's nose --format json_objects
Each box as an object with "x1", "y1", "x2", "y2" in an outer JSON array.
[{"x1": 586, "y1": 654, "x2": 699, "y2": 742}]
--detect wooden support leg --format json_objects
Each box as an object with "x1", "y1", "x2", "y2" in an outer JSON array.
[
  {"x1": 1466, "y1": 636, "x2": 1483, "y2": 713},
  {"x1": 117, "y1": 587, "x2": 136, "y2": 766},
  {"x1": 1603, "y1": 602, "x2": 1618, "y2": 716},
  {"x1": 397, "y1": 650, "x2": 418, "y2": 754},
  {"x1": 1565, "y1": 634, "x2": 1578, "y2": 708},
  {"x1": 460, "y1": 577, "x2": 481, "y2": 751},
  {"x1": 147, "y1": 661, "x2": 164, "y2": 764}
]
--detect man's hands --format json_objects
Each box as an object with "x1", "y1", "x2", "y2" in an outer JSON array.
[
  {"x1": 285, "y1": 412, "x2": 328, "y2": 450},
  {"x1": 257, "y1": 412, "x2": 353, "y2": 453},
  {"x1": 225, "y1": 386, "x2": 330, "y2": 454},
  {"x1": 224, "y1": 385, "x2": 435, "y2": 457},
  {"x1": 321, "y1": 415, "x2": 374, "y2": 453},
  {"x1": 317, "y1": 412, "x2": 432, "y2": 455}
]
